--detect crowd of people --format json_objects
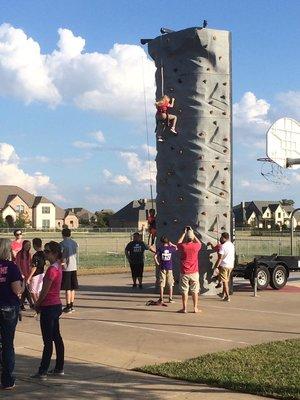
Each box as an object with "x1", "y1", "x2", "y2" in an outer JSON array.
[
  {"x1": 0, "y1": 222, "x2": 234, "y2": 391},
  {"x1": 125, "y1": 226, "x2": 235, "y2": 313},
  {"x1": 0, "y1": 228, "x2": 79, "y2": 389}
]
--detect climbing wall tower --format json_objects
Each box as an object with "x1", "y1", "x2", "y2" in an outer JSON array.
[{"x1": 147, "y1": 27, "x2": 232, "y2": 293}]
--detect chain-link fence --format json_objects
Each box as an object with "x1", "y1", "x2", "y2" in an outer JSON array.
[{"x1": 1, "y1": 229, "x2": 300, "y2": 268}]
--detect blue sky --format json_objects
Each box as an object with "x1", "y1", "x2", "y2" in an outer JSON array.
[{"x1": 0, "y1": 0, "x2": 300, "y2": 211}]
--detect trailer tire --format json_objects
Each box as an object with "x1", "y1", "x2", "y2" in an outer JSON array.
[
  {"x1": 270, "y1": 265, "x2": 288, "y2": 290},
  {"x1": 250, "y1": 265, "x2": 270, "y2": 290}
]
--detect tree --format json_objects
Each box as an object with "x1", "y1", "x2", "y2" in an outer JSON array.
[
  {"x1": 94, "y1": 210, "x2": 114, "y2": 227},
  {"x1": 0, "y1": 215, "x2": 8, "y2": 228},
  {"x1": 281, "y1": 199, "x2": 294, "y2": 206},
  {"x1": 14, "y1": 214, "x2": 30, "y2": 228}
]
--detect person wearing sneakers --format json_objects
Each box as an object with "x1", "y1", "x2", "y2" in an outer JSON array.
[
  {"x1": 177, "y1": 227, "x2": 202, "y2": 313},
  {"x1": 213, "y1": 232, "x2": 235, "y2": 302},
  {"x1": 155, "y1": 235, "x2": 177, "y2": 304},
  {"x1": 155, "y1": 95, "x2": 178, "y2": 141},
  {"x1": 32, "y1": 241, "x2": 65, "y2": 380},
  {"x1": 60, "y1": 228, "x2": 78, "y2": 314}
]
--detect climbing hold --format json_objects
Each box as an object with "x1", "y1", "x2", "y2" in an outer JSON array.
[
  {"x1": 178, "y1": 196, "x2": 183, "y2": 201},
  {"x1": 203, "y1": 44, "x2": 208, "y2": 49},
  {"x1": 178, "y1": 79, "x2": 182, "y2": 83},
  {"x1": 219, "y1": 56, "x2": 222, "y2": 60},
  {"x1": 220, "y1": 192, "x2": 224, "y2": 196},
  {"x1": 207, "y1": 68, "x2": 210, "y2": 71},
  {"x1": 201, "y1": 212, "x2": 206, "y2": 216},
  {"x1": 224, "y1": 167, "x2": 229, "y2": 171},
  {"x1": 215, "y1": 156, "x2": 220, "y2": 160},
  {"x1": 223, "y1": 213, "x2": 227, "y2": 217},
  {"x1": 215, "y1": 201, "x2": 219, "y2": 204},
  {"x1": 212, "y1": 165, "x2": 215, "y2": 169},
  {"x1": 213, "y1": 36, "x2": 216, "y2": 40},
  {"x1": 210, "y1": 110, "x2": 213, "y2": 114},
  {"x1": 167, "y1": 171, "x2": 173, "y2": 176},
  {"x1": 198, "y1": 132, "x2": 204, "y2": 136},
  {"x1": 221, "y1": 180, "x2": 225, "y2": 185},
  {"x1": 205, "y1": 196, "x2": 209, "y2": 199},
  {"x1": 170, "y1": 146, "x2": 175, "y2": 150},
  {"x1": 220, "y1": 95, "x2": 226, "y2": 99},
  {"x1": 223, "y1": 149, "x2": 227, "y2": 153},
  {"x1": 222, "y1": 111, "x2": 227, "y2": 115},
  {"x1": 223, "y1": 138, "x2": 228, "y2": 142},
  {"x1": 203, "y1": 79, "x2": 207, "y2": 84},
  {"x1": 209, "y1": 100, "x2": 213, "y2": 105},
  {"x1": 199, "y1": 167, "x2": 204, "y2": 171},
  {"x1": 223, "y1": 82, "x2": 227, "y2": 86},
  {"x1": 169, "y1": 87, "x2": 174, "y2": 92},
  {"x1": 178, "y1": 109, "x2": 182, "y2": 113},
  {"x1": 173, "y1": 218, "x2": 178, "y2": 223},
  {"x1": 179, "y1": 149, "x2": 184, "y2": 155},
  {"x1": 221, "y1": 226, "x2": 225, "y2": 230},
  {"x1": 198, "y1": 155, "x2": 203, "y2": 160},
  {"x1": 213, "y1": 121, "x2": 218, "y2": 125},
  {"x1": 161, "y1": 200, "x2": 165, "y2": 204}
]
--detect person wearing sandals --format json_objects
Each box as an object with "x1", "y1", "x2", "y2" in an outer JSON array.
[
  {"x1": 31, "y1": 241, "x2": 64, "y2": 380},
  {"x1": 0, "y1": 238, "x2": 24, "y2": 390},
  {"x1": 155, "y1": 235, "x2": 177, "y2": 304}
]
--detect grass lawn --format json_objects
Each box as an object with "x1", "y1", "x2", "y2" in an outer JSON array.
[{"x1": 137, "y1": 339, "x2": 300, "y2": 400}]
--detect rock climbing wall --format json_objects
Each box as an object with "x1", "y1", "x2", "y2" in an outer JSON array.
[{"x1": 148, "y1": 27, "x2": 232, "y2": 293}]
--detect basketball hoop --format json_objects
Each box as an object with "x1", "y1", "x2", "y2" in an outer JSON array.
[{"x1": 257, "y1": 117, "x2": 300, "y2": 184}]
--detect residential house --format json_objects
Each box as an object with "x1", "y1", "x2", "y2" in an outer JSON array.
[
  {"x1": 234, "y1": 200, "x2": 300, "y2": 229},
  {"x1": 0, "y1": 185, "x2": 78, "y2": 229},
  {"x1": 109, "y1": 199, "x2": 156, "y2": 229},
  {"x1": 65, "y1": 208, "x2": 96, "y2": 225}
]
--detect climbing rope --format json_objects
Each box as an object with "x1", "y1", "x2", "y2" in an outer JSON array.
[{"x1": 141, "y1": 54, "x2": 154, "y2": 208}]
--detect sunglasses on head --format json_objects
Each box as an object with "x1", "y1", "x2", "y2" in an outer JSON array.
[{"x1": 15, "y1": 232, "x2": 22, "y2": 236}]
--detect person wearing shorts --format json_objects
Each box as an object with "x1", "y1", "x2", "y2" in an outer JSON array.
[
  {"x1": 177, "y1": 227, "x2": 202, "y2": 313},
  {"x1": 214, "y1": 232, "x2": 235, "y2": 302},
  {"x1": 155, "y1": 235, "x2": 177, "y2": 303},
  {"x1": 27, "y1": 238, "x2": 46, "y2": 304},
  {"x1": 60, "y1": 228, "x2": 78, "y2": 314},
  {"x1": 125, "y1": 232, "x2": 155, "y2": 288}
]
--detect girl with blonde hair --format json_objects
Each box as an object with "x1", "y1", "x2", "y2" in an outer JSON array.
[{"x1": 155, "y1": 95, "x2": 178, "y2": 138}]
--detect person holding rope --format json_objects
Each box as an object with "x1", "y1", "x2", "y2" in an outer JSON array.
[{"x1": 155, "y1": 95, "x2": 178, "y2": 140}]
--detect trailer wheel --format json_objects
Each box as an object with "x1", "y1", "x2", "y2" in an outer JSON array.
[
  {"x1": 270, "y1": 265, "x2": 288, "y2": 290},
  {"x1": 250, "y1": 265, "x2": 270, "y2": 290}
]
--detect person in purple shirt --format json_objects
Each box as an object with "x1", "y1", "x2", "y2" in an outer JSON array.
[
  {"x1": 0, "y1": 238, "x2": 24, "y2": 390},
  {"x1": 154, "y1": 235, "x2": 177, "y2": 303}
]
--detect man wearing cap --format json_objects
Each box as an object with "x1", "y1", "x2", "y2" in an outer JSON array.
[{"x1": 177, "y1": 226, "x2": 202, "y2": 313}]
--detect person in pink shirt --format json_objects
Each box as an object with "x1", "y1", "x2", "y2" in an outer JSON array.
[
  {"x1": 15, "y1": 240, "x2": 33, "y2": 310},
  {"x1": 177, "y1": 226, "x2": 202, "y2": 314},
  {"x1": 31, "y1": 241, "x2": 64, "y2": 380},
  {"x1": 11, "y1": 229, "x2": 23, "y2": 260}
]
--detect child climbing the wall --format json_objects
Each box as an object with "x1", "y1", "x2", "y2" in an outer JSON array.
[{"x1": 155, "y1": 95, "x2": 178, "y2": 141}]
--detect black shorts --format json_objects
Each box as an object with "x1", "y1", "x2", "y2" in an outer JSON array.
[
  {"x1": 129, "y1": 263, "x2": 144, "y2": 279},
  {"x1": 61, "y1": 271, "x2": 79, "y2": 291}
]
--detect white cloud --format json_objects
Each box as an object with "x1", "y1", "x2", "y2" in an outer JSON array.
[
  {"x1": 120, "y1": 151, "x2": 156, "y2": 183},
  {"x1": 0, "y1": 142, "x2": 56, "y2": 194},
  {"x1": 102, "y1": 168, "x2": 131, "y2": 185},
  {"x1": 73, "y1": 140, "x2": 102, "y2": 150},
  {"x1": 233, "y1": 91, "x2": 270, "y2": 132},
  {"x1": 89, "y1": 130, "x2": 105, "y2": 143},
  {"x1": 276, "y1": 91, "x2": 300, "y2": 120},
  {"x1": 141, "y1": 143, "x2": 156, "y2": 157},
  {"x1": 0, "y1": 23, "x2": 60, "y2": 105}
]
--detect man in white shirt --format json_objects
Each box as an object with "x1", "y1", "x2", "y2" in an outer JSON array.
[{"x1": 213, "y1": 232, "x2": 235, "y2": 302}]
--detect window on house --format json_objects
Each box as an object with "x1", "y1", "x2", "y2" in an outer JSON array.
[
  {"x1": 42, "y1": 206, "x2": 51, "y2": 214},
  {"x1": 58, "y1": 222, "x2": 61, "y2": 227},
  {"x1": 70, "y1": 220, "x2": 74, "y2": 227},
  {"x1": 42, "y1": 219, "x2": 50, "y2": 229},
  {"x1": 266, "y1": 212, "x2": 270, "y2": 217},
  {"x1": 16, "y1": 204, "x2": 24, "y2": 213},
  {"x1": 278, "y1": 212, "x2": 281, "y2": 218}
]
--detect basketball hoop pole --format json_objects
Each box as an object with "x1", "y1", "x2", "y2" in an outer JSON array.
[{"x1": 287, "y1": 158, "x2": 300, "y2": 167}]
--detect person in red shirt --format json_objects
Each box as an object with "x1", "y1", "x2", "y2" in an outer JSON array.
[
  {"x1": 32, "y1": 241, "x2": 65, "y2": 380},
  {"x1": 177, "y1": 226, "x2": 202, "y2": 313},
  {"x1": 11, "y1": 229, "x2": 23, "y2": 261},
  {"x1": 155, "y1": 95, "x2": 178, "y2": 140},
  {"x1": 147, "y1": 208, "x2": 157, "y2": 246}
]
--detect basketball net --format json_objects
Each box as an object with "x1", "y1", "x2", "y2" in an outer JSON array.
[{"x1": 257, "y1": 158, "x2": 289, "y2": 185}]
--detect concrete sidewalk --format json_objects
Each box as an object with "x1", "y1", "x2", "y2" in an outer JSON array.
[{"x1": 3, "y1": 272, "x2": 300, "y2": 399}]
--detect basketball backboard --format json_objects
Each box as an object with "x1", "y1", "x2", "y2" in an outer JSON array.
[{"x1": 266, "y1": 118, "x2": 300, "y2": 168}]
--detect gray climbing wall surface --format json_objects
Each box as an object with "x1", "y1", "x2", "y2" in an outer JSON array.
[{"x1": 148, "y1": 27, "x2": 232, "y2": 294}]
